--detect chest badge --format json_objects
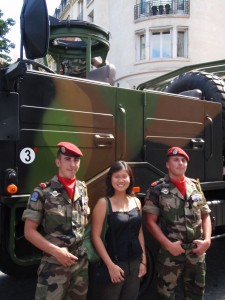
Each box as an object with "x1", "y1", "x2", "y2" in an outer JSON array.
[
  {"x1": 191, "y1": 193, "x2": 204, "y2": 208},
  {"x1": 50, "y1": 190, "x2": 60, "y2": 197},
  {"x1": 161, "y1": 187, "x2": 169, "y2": 195}
]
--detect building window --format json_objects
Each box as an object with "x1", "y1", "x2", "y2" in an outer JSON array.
[
  {"x1": 136, "y1": 31, "x2": 146, "y2": 60},
  {"x1": 150, "y1": 29, "x2": 172, "y2": 58},
  {"x1": 140, "y1": 34, "x2": 146, "y2": 60},
  {"x1": 140, "y1": 0, "x2": 146, "y2": 15},
  {"x1": 177, "y1": 0, "x2": 184, "y2": 11},
  {"x1": 88, "y1": 10, "x2": 94, "y2": 22},
  {"x1": 77, "y1": 0, "x2": 83, "y2": 20},
  {"x1": 177, "y1": 28, "x2": 188, "y2": 58},
  {"x1": 61, "y1": 0, "x2": 68, "y2": 10}
]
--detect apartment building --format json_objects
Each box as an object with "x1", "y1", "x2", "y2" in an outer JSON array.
[{"x1": 52, "y1": 0, "x2": 225, "y2": 88}]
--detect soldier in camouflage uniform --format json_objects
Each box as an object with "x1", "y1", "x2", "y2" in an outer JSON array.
[
  {"x1": 143, "y1": 147, "x2": 212, "y2": 300},
  {"x1": 22, "y1": 142, "x2": 90, "y2": 300}
]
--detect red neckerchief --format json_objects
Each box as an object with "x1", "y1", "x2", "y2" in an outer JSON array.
[
  {"x1": 170, "y1": 177, "x2": 186, "y2": 197},
  {"x1": 57, "y1": 174, "x2": 76, "y2": 200}
]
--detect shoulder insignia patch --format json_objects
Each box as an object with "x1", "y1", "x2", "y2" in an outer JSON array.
[{"x1": 30, "y1": 191, "x2": 39, "y2": 202}]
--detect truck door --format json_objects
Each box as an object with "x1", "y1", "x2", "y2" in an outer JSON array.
[
  {"x1": 115, "y1": 88, "x2": 143, "y2": 162},
  {"x1": 143, "y1": 91, "x2": 222, "y2": 181},
  {"x1": 17, "y1": 72, "x2": 116, "y2": 205}
]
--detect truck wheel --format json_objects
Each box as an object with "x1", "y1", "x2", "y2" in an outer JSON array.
[
  {"x1": 163, "y1": 71, "x2": 225, "y2": 152},
  {"x1": 0, "y1": 258, "x2": 38, "y2": 277}
]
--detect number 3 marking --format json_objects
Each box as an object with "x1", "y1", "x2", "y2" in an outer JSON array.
[{"x1": 20, "y1": 148, "x2": 35, "y2": 164}]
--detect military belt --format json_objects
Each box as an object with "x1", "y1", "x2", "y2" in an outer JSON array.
[
  {"x1": 68, "y1": 240, "x2": 85, "y2": 257},
  {"x1": 181, "y1": 243, "x2": 197, "y2": 250}
]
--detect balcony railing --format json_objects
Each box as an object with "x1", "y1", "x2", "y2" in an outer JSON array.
[{"x1": 134, "y1": 0, "x2": 190, "y2": 20}]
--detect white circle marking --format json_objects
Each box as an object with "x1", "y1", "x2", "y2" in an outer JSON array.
[{"x1": 20, "y1": 148, "x2": 35, "y2": 164}]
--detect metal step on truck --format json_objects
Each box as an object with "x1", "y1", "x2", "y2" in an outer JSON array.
[{"x1": 1, "y1": 0, "x2": 225, "y2": 298}]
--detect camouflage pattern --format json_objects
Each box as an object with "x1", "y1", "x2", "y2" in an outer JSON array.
[
  {"x1": 22, "y1": 175, "x2": 90, "y2": 299},
  {"x1": 35, "y1": 255, "x2": 88, "y2": 300},
  {"x1": 143, "y1": 175, "x2": 211, "y2": 243},
  {"x1": 143, "y1": 175, "x2": 211, "y2": 299},
  {"x1": 157, "y1": 248, "x2": 206, "y2": 300}
]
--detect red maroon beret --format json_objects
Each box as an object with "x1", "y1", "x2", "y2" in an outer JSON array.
[
  {"x1": 57, "y1": 142, "x2": 83, "y2": 157},
  {"x1": 166, "y1": 147, "x2": 189, "y2": 161}
]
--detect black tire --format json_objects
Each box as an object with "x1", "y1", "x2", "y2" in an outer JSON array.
[
  {"x1": 163, "y1": 71, "x2": 225, "y2": 152},
  {"x1": 0, "y1": 255, "x2": 38, "y2": 277},
  {"x1": 137, "y1": 214, "x2": 159, "y2": 299},
  {"x1": 0, "y1": 204, "x2": 39, "y2": 277}
]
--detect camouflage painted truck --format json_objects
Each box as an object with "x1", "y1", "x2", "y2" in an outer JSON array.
[{"x1": 1, "y1": 0, "x2": 225, "y2": 298}]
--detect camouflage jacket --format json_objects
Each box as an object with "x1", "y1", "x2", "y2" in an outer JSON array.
[
  {"x1": 143, "y1": 175, "x2": 211, "y2": 243},
  {"x1": 22, "y1": 175, "x2": 89, "y2": 259}
]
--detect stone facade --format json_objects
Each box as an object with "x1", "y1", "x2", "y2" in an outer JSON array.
[{"x1": 52, "y1": 0, "x2": 225, "y2": 88}]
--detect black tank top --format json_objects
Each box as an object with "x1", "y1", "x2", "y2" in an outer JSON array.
[{"x1": 105, "y1": 199, "x2": 142, "y2": 262}]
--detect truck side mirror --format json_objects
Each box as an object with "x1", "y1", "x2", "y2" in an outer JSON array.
[{"x1": 20, "y1": 0, "x2": 49, "y2": 59}]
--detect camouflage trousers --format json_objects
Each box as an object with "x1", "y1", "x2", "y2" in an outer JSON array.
[
  {"x1": 35, "y1": 255, "x2": 88, "y2": 300},
  {"x1": 156, "y1": 247, "x2": 206, "y2": 300}
]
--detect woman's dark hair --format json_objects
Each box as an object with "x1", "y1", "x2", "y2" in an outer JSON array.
[{"x1": 106, "y1": 161, "x2": 134, "y2": 197}]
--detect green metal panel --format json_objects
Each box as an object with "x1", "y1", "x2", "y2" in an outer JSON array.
[
  {"x1": 143, "y1": 90, "x2": 222, "y2": 181},
  {"x1": 115, "y1": 88, "x2": 144, "y2": 162},
  {"x1": 18, "y1": 71, "x2": 116, "y2": 196}
]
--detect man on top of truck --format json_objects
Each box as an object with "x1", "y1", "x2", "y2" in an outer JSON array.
[
  {"x1": 143, "y1": 146, "x2": 212, "y2": 299},
  {"x1": 22, "y1": 141, "x2": 89, "y2": 300}
]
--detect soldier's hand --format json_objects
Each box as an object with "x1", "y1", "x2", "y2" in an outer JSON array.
[
  {"x1": 53, "y1": 247, "x2": 78, "y2": 267},
  {"x1": 167, "y1": 240, "x2": 185, "y2": 256},
  {"x1": 192, "y1": 239, "x2": 211, "y2": 256}
]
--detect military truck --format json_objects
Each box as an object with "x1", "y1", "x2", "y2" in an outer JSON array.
[{"x1": 1, "y1": 0, "x2": 225, "y2": 298}]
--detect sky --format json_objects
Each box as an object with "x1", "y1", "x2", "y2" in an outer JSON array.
[{"x1": 1, "y1": 0, "x2": 60, "y2": 61}]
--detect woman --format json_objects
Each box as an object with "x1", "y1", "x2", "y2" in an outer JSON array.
[{"x1": 89, "y1": 161, "x2": 147, "y2": 300}]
